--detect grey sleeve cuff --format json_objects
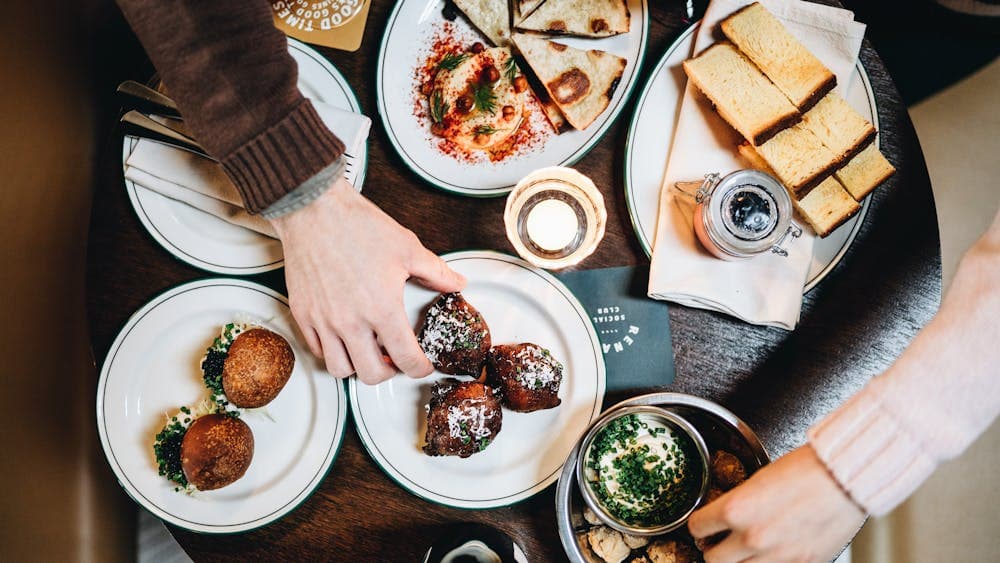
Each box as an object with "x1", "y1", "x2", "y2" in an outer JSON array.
[{"x1": 259, "y1": 157, "x2": 346, "y2": 220}]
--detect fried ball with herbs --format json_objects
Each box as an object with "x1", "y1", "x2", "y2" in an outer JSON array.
[
  {"x1": 710, "y1": 450, "x2": 747, "y2": 490},
  {"x1": 423, "y1": 379, "x2": 502, "y2": 458},
  {"x1": 485, "y1": 343, "x2": 563, "y2": 412},
  {"x1": 419, "y1": 293, "x2": 491, "y2": 375}
]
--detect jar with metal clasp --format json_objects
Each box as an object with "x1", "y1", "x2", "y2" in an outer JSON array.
[{"x1": 679, "y1": 170, "x2": 802, "y2": 260}]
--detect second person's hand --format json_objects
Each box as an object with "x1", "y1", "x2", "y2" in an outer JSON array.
[{"x1": 269, "y1": 176, "x2": 466, "y2": 384}]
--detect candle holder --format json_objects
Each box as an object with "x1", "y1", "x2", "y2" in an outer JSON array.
[{"x1": 504, "y1": 166, "x2": 606, "y2": 270}]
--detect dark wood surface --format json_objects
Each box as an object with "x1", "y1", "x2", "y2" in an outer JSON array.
[{"x1": 86, "y1": 0, "x2": 941, "y2": 560}]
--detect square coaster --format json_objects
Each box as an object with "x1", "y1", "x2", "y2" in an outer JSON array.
[{"x1": 272, "y1": 0, "x2": 372, "y2": 52}]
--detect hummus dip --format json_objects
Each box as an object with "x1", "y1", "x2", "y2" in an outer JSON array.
[{"x1": 429, "y1": 47, "x2": 527, "y2": 150}]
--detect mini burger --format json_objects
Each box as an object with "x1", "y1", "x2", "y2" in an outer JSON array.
[
  {"x1": 153, "y1": 405, "x2": 254, "y2": 492},
  {"x1": 201, "y1": 323, "x2": 295, "y2": 409}
]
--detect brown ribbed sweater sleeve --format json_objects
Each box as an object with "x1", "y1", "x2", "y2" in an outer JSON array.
[{"x1": 116, "y1": 0, "x2": 345, "y2": 213}]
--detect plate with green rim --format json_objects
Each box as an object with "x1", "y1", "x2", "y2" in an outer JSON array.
[
  {"x1": 376, "y1": 0, "x2": 649, "y2": 197},
  {"x1": 623, "y1": 24, "x2": 879, "y2": 293},
  {"x1": 349, "y1": 250, "x2": 606, "y2": 509},
  {"x1": 96, "y1": 278, "x2": 348, "y2": 533}
]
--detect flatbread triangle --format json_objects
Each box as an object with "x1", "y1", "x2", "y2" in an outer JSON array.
[
  {"x1": 513, "y1": 33, "x2": 626, "y2": 130},
  {"x1": 453, "y1": 0, "x2": 511, "y2": 46},
  {"x1": 516, "y1": 0, "x2": 629, "y2": 37}
]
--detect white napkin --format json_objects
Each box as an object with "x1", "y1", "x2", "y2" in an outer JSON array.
[
  {"x1": 124, "y1": 100, "x2": 371, "y2": 239},
  {"x1": 647, "y1": 0, "x2": 866, "y2": 330}
]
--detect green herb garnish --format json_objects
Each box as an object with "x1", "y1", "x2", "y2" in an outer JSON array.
[
  {"x1": 504, "y1": 56, "x2": 518, "y2": 81},
  {"x1": 473, "y1": 124, "x2": 500, "y2": 136},
  {"x1": 437, "y1": 52, "x2": 469, "y2": 71},
  {"x1": 472, "y1": 82, "x2": 497, "y2": 114},
  {"x1": 430, "y1": 90, "x2": 448, "y2": 124},
  {"x1": 153, "y1": 419, "x2": 189, "y2": 488}
]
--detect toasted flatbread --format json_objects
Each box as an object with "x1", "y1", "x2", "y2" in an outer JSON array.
[
  {"x1": 516, "y1": 0, "x2": 629, "y2": 37},
  {"x1": 513, "y1": 33, "x2": 626, "y2": 130},
  {"x1": 453, "y1": 0, "x2": 511, "y2": 46},
  {"x1": 515, "y1": 0, "x2": 546, "y2": 23}
]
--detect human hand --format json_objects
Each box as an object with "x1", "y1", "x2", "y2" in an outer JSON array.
[
  {"x1": 269, "y1": 176, "x2": 466, "y2": 384},
  {"x1": 688, "y1": 445, "x2": 866, "y2": 563}
]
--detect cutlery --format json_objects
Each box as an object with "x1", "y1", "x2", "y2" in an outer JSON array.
[{"x1": 117, "y1": 80, "x2": 182, "y2": 120}]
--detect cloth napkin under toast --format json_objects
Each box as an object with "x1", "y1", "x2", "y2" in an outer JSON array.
[
  {"x1": 647, "y1": 0, "x2": 866, "y2": 330},
  {"x1": 124, "y1": 100, "x2": 371, "y2": 239}
]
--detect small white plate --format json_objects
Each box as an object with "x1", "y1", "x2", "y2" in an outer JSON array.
[
  {"x1": 377, "y1": 0, "x2": 649, "y2": 197},
  {"x1": 349, "y1": 250, "x2": 607, "y2": 509},
  {"x1": 96, "y1": 279, "x2": 348, "y2": 533},
  {"x1": 122, "y1": 38, "x2": 367, "y2": 275},
  {"x1": 624, "y1": 25, "x2": 878, "y2": 292}
]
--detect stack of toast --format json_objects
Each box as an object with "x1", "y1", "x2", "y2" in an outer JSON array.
[{"x1": 682, "y1": 3, "x2": 895, "y2": 237}]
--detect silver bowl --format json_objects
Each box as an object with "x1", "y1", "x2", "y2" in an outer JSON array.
[
  {"x1": 575, "y1": 405, "x2": 710, "y2": 536},
  {"x1": 557, "y1": 393, "x2": 770, "y2": 562}
]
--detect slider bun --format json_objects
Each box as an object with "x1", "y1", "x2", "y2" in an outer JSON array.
[
  {"x1": 180, "y1": 414, "x2": 254, "y2": 490},
  {"x1": 222, "y1": 328, "x2": 295, "y2": 408}
]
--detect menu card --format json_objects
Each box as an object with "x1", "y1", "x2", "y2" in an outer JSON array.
[{"x1": 555, "y1": 265, "x2": 675, "y2": 391}]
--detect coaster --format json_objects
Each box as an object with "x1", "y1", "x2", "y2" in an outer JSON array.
[
  {"x1": 271, "y1": 0, "x2": 371, "y2": 52},
  {"x1": 555, "y1": 265, "x2": 675, "y2": 391}
]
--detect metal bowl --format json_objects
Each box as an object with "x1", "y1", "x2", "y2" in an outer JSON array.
[
  {"x1": 575, "y1": 405, "x2": 710, "y2": 536},
  {"x1": 556, "y1": 393, "x2": 770, "y2": 562}
]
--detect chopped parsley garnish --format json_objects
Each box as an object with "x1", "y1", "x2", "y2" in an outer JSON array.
[
  {"x1": 437, "y1": 52, "x2": 469, "y2": 71},
  {"x1": 471, "y1": 82, "x2": 497, "y2": 114},
  {"x1": 430, "y1": 90, "x2": 448, "y2": 124},
  {"x1": 201, "y1": 349, "x2": 227, "y2": 397}
]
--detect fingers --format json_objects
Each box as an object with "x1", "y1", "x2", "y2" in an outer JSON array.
[
  {"x1": 688, "y1": 494, "x2": 736, "y2": 540},
  {"x1": 409, "y1": 247, "x2": 465, "y2": 293},
  {"x1": 318, "y1": 331, "x2": 354, "y2": 378},
  {"x1": 342, "y1": 329, "x2": 396, "y2": 385},
  {"x1": 702, "y1": 533, "x2": 756, "y2": 563},
  {"x1": 378, "y1": 308, "x2": 433, "y2": 378}
]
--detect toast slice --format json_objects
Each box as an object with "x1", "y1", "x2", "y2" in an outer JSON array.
[
  {"x1": 720, "y1": 2, "x2": 836, "y2": 111},
  {"x1": 801, "y1": 92, "x2": 876, "y2": 162},
  {"x1": 513, "y1": 33, "x2": 626, "y2": 130},
  {"x1": 683, "y1": 42, "x2": 801, "y2": 146},
  {"x1": 834, "y1": 142, "x2": 896, "y2": 201},
  {"x1": 453, "y1": 0, "x2": 511, "y2": 46},
  {"x1": 753, "y1": 121, "x2": 843, "y2": 197},
  {"x1": 515, "y1": 0, "x2": 629, "y2": 37},
  {"x1": 738, "y1": 142, "x2": 860, "y2": 237},
  {"x1": 517, "y1": 55, "x2": 572, "y2": 134}
]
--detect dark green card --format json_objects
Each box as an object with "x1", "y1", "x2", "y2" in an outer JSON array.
[{"x1": 554, "y1": 265, "x2": 675, "y2": 391}]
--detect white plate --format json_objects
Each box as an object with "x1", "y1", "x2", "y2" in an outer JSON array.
[
  {"x1": 349, "y1": 250, "x2": 607, "y2": 508},
  {"x1": 624, "y1": 25, "x2": 877, "y2": 292},
  {"x1": 96, "y1": 279, "x2": 348, "y2": 533},
  {"x1": 122, "y1": 38, "x2": 368, "y2": 275},
  {"x1": 377, "y1": 0, "x2": 649, "y2": 197}
]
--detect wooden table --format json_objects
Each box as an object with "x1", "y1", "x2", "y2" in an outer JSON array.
[{"x1": 86, "y1": 0, "x2": 941, "y2": 560}]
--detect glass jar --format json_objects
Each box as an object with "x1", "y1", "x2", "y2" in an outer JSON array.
[{"x1": 683, "y1": 170, "x2": 800, "y2": 260}]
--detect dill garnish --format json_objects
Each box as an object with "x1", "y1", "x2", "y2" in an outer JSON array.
[
  {"x1": 472, "y1": 82, "x2": 497, "y2": 114},
  {"x1": 473, "y1": 125, "x2": 500, "y2": 135},
  {"x1": 437, "y1": 52, "x2": 469, "y2": 71},
  {"x1": 504, "y1": 56, "x2": 518, "y2": 81},
  {"x1": 430, "y1": 90, "x2": 448, "y2": 123}
]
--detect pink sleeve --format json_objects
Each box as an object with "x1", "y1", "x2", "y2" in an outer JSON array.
[{"x1": 808, "y1": 208, "x2": 1000, "y2": 516}]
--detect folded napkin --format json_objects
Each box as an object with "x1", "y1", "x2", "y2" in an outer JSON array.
[
  {"x1": 125, "y1": 100, "x2": 371, "y2": 239},
  {"x1": 647, "y1": 0, "x2": 866, "y2": 330}
]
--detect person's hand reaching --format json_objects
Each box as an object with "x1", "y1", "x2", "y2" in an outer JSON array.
[
  {"x1": 269, "y1": 176, "x2": 466, "y2": 384},
  {"x1": 688, "y1": 445, "x2": 866, "y2": 563}
]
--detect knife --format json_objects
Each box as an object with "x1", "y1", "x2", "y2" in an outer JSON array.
[
  {"x1": 117, "y1": 80, "x2": 183, "y2": 120},
  {"x1": 120, "y1": 110, "x2": 212, "y2": 160}
]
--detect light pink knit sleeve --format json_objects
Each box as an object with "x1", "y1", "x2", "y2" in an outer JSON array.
[{"x1": 808, "y1": 208, "x2": 1000, "y2": 516}]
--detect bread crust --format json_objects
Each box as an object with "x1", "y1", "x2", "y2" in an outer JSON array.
[
  {"x1": 222, "y1": 328, "x2": 295, "y2": 408},
  {"x1": 181, "y1": 414, "x2": 254, "y2": 490}
]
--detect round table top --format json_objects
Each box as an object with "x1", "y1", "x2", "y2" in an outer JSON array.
[{"x1": 87, "y1": 0, "x2": 941, "y2": 560}]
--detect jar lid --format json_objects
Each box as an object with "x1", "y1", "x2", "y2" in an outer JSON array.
[{"x1": 698, "y1": 170, "x2": 793, "y2": 258}]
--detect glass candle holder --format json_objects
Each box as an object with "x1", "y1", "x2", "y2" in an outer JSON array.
[{"x1": 504, "y1": 166, "x2": 607, "y2": 269}]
